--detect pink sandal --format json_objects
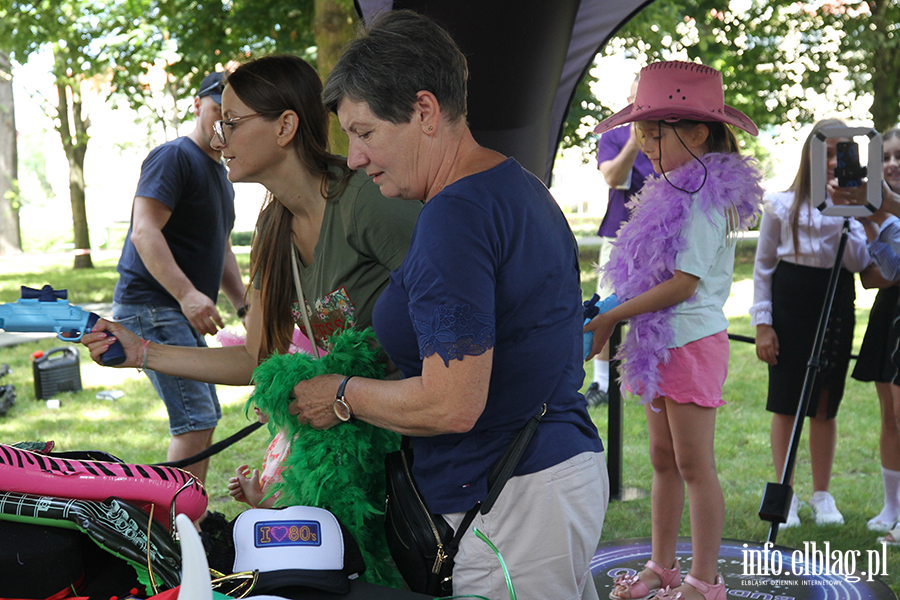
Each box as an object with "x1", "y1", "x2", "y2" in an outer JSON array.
[
  {"x1": 610, "y1": 560, "x2": 682, "y2": 600},
  {"x1": 655, "y1": 574, "x2": 725, "y2": 600}
]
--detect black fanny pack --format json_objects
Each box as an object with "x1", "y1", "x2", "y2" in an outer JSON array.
[{"x1": 383, "y1": 404, "x2": 545, "y2": 596}]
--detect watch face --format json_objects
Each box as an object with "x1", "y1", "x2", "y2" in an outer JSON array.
[{"x1": 334, "y1": 399, "x2": 351, "y2": 422}]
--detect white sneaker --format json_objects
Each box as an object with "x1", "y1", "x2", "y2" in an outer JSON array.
[
  {"x1": 809, "y1": 491, "x2": 844, "y2": 526},
  {"x1": 867, "y1": 513, "x2": 898, "y2": 532},
  {"x1": 779, "y1": 494, "x2": 800, "y2": 529}
]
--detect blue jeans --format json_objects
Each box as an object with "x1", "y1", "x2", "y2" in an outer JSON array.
[{"x1": 113, "y1": 303, "x2": 221, "y2": 435}]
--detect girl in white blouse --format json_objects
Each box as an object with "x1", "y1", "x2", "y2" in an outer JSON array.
[{"x1": 751, "y1": 118, "x2": 871, "y2": 529}]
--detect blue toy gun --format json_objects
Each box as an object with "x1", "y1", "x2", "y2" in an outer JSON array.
[
  {"x1": 0, "y1": 285, "x2": 126, "y2": 366},
  {"x1": 583, "y1": 293, "x2": 619, "y2": 360}
]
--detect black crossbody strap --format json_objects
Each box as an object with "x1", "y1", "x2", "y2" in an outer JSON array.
[
  {"x1": 482, "y1": 403, "x2": 546, "y2": 515},
  {"x1": 445, "y1": 403, "x2": 546, "y2": 555},
  {"x1": 447, "y1": 502, "x2": 481, "y2": 555}
]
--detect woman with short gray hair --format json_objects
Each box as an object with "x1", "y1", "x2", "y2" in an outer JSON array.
[{"x1": 293, "y1": 11, "x2": 608, "y2": 599}]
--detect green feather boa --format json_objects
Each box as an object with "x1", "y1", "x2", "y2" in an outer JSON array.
[{"x1": 247, "y1": 327, "x2": 403, "y2": 588}]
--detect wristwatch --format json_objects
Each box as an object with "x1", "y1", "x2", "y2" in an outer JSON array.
[{"x1": 333, "y1": 375, "x2": 356, "y2": 422}]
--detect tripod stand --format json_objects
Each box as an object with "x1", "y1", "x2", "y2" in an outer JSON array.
[{"x1": 758, "y1": 218, "x2": 851, "y2": 545}]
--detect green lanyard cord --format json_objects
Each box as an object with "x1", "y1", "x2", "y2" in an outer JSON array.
[
  {"x1": 436, "y1": 527, "x2": 516, "y2": 600},
  {"x1": 474, "y1": 527, "x2": 516, "y2": 600}
]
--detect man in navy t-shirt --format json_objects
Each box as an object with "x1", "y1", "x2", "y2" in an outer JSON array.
[
  {"x1": 586, "y1": 75, "x2": 654, "y2": 406},
  {"x1": 112, "y1": 72, "x2": 246, "y2": 486}
]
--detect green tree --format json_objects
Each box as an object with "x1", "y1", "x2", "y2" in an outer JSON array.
[
  {"x1": 566, "y1": 1, "x2": 900, "y2": 155},
  {"x1": 0, "y1": 0, "x2": 162, "y2": 268},
  {"x1": 828, "y1": 0, "x2": 900, "y2": 132},
  {"x1": 0, "y1": 51, "x2": 21, "y2": 254},
  {"x1": 0, "y1": 0, "x2": 357, "y2": 267},
  {"x1": 148, "y1": 0, "x2": 316, "y2": 103},
  {"x1": 154, "y1": 0, "x2": 354, "y2": 153},
  {"x1": 314, "y1": 0, "x2": 357, "y2": 156}
]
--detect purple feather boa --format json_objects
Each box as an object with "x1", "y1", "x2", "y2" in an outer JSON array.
[{"x1": 601, "y1": 152, "x2": 763, "y2": 404}]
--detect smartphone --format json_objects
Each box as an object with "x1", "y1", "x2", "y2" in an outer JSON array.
[{"x1": 835, "y1": 141, "x2": 865, "y2": 187}]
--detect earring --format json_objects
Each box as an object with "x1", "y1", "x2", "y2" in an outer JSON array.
[{"x1": 428, "y1": 126, "x2": 433, "y2": 131}]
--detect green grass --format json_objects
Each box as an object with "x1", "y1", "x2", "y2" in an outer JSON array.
[
  {"x1": 0, "y1": 333, "x2": 257, "y2": 522},
  {"x1": 0, "y1": 256, "x2": 122, "y2": 304},
  {"x1": 1, "y1": 244, "x2": 899, "y2": 595},
  {"x1": 0, "y1": 252, "x2": 254, "y2": 522},
  {"x1": 0, "y1": 254, "x2": 249, "y2": 317}
]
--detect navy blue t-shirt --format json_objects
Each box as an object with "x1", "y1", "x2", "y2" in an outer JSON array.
[
  {"x1": 373, "y1": 158, "x2": 603, "y2": 515},
  {"x1": 114, "y1": 137, "x2": 235, "y2": 307}
]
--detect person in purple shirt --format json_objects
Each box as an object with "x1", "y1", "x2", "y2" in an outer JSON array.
[{"x1": 586, "y1": 76, "x2": 655, "y2": 406}]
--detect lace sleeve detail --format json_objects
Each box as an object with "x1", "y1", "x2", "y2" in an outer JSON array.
[{"x1": 411, "y1": 304, "x2": 495, "y2": 366}]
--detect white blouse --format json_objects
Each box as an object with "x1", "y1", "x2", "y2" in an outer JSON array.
[
  {"x1": 869, "y1": 215, "x2": 900, "y2": 282},
  {"x1": 749, "y1": 191, "x2": 871, "y2": 326}
]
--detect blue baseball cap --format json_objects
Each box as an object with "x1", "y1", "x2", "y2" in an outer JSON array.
[{"x1": 197, "y1": 71, "x2": 225, "y2": 104}]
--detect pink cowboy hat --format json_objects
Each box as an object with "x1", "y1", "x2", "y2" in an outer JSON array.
[{"x1": 594, "y1": 60, "x2": 758, "y2": 136}]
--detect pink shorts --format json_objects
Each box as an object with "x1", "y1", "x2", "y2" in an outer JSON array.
[{"x1": 655, "y1": 331, "x2": 729, "y2": 408}]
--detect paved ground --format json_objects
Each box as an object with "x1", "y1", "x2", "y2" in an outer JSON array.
[{"x1": 578, "y1": 229, "x2": 760, "y2": 249}]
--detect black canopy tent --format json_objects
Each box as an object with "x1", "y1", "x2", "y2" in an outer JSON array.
[{"x1": 354, "y1": 0, "x2": 654, "y2": 185}]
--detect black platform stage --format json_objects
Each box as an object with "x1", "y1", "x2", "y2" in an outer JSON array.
[{"x1": 591, "y1": 538, "x2": 897, "y2": 599}]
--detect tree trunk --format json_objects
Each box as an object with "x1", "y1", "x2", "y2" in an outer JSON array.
[
  {"x1": 869, "y1": 1, "x2": 900, "y2": 133},
  {"x1": 56, "y1": 80, "x2": 93, "y2": 269},
  {"x1": 314, "y1": 0, "x2": 356, "y2": 157},
  {"x1": 0, "y1": 52, "x2": 22, "y2": 254}
]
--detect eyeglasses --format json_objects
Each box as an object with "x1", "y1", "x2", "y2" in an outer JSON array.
[{"x1": 212, "y1": 113, "x2": 264, "y2": 146}]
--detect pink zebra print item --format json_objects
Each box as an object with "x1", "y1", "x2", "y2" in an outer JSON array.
[{"x1": 0, "y1": 443, "x2": 207, "y2": 528}]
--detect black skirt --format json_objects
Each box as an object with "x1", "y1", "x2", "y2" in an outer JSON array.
[
  {"x1": 852, "y1": 286, "x2": 900, "y2": 384},
  {"x1": 766, "y1": 261, "x2": 855, "y2": 419}
]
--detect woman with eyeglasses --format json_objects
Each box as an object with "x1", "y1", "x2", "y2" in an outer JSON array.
[{"x1": 83, "y1": 54, "x2": 421, "y2": 385}]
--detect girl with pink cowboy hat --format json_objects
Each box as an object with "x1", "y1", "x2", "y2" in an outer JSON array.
[{"x1": 585, "y1": 60, "x2": 764, "y2": 600}]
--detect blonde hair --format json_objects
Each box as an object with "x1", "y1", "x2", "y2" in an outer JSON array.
[{"x1": 786, "y1": 118, "x2": 846, "y2": 258}]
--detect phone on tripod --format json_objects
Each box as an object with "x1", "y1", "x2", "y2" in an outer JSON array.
[
  {"x1": 835, "y1": 140, "x2": 866, "y2": 188},
  {"x1": 811, "y1": 127, "x2": 880, "y2": 217}
]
